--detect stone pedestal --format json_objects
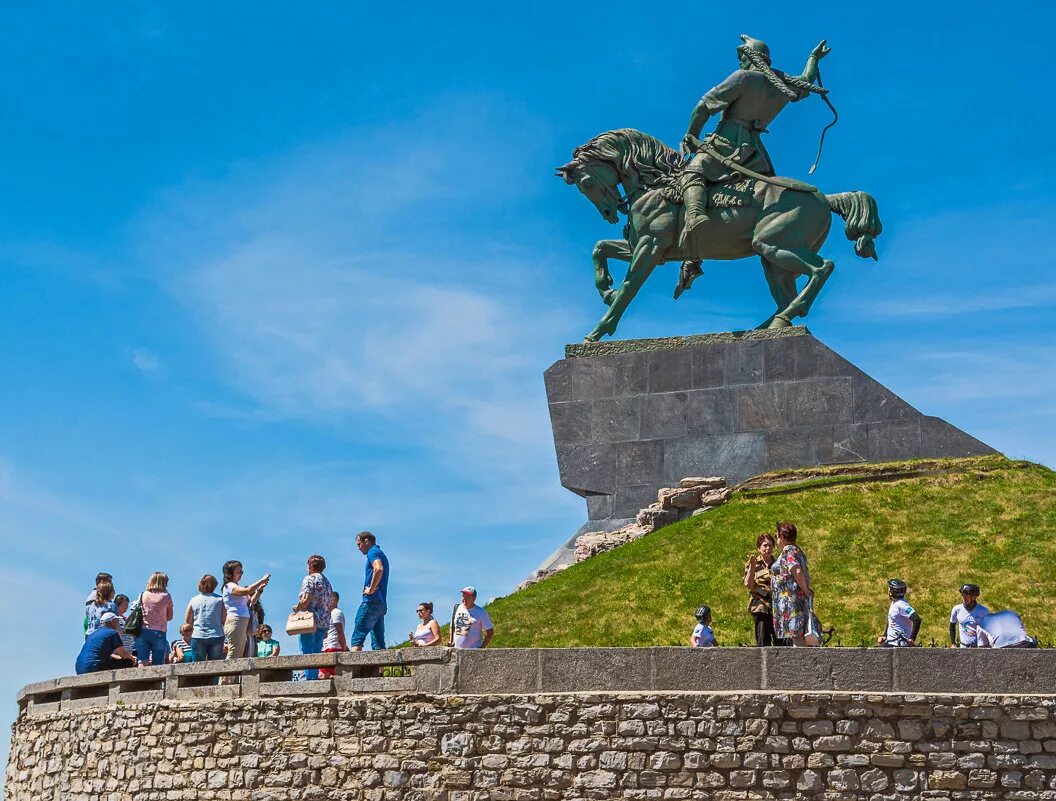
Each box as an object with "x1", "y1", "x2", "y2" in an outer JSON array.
[{"x1": 544, "y1": 328, "x2": 996, "y2": 523}]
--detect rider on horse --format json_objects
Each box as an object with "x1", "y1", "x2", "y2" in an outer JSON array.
[{"x1": 676, "y1": 35, "x2": 831, "y2": 296}]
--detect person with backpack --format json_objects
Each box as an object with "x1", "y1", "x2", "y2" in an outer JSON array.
[{"x1": 135, "y1": 572, "x2": 174, "y2": 666}]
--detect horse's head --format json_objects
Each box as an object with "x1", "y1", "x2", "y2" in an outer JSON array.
[
  {"x1": 556, "y1": 159, "x2": 622, "y2": 225},
  {"x1": 557, "y1": 129, "x2": 681, "y2": 225}
]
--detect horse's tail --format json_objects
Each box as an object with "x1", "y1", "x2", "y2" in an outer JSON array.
[{"x1": 826, "y1": 191, "x2": 882, "y2": 260}]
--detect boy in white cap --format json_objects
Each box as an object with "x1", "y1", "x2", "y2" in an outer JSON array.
[{"x1": 450, "y1": 586, "x2": 494, "y2": 649}]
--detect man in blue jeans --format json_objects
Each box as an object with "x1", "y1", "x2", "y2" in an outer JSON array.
[{"x1": 350, "y1": 531, "x2": 388, "y2": 651}]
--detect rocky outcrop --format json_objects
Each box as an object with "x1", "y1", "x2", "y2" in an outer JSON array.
[
  {"x1": 576, "y1": 476, "x2": 730, "y2": 561},
  {"x1": 518, "y1": 476, "x2": 731, "y2": 589}
]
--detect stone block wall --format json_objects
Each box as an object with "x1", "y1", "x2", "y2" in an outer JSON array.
[
  {"x1": 9, "y1": 690, "x2": 1056, "y2": 800},
  {"x1": 545, "y1": 329, "x2": 997, "y2": 522}
]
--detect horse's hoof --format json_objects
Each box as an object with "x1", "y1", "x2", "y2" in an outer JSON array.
[
  {"x1": 767, "y1": 315, "x2": 793, "y2": 330},
  {"x1": 584, "y1": 332, "x2": 600, "y2": 342}
]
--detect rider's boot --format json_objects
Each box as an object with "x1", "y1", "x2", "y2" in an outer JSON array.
[
  {"x1": 678, "y1": 183, "x2": 709, "y2": 251},
  {"x1": 674, "y1": 260, "x2": 703, "y2": 300}
]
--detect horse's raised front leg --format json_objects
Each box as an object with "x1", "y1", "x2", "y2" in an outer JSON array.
[
  {"x1": 585, "y1": 235, "x2": 664, "y2": 341},
  {"x1": 592, "y1": 239, "x2": 631, "y2": 306},
  {"x1": 752, "y1": 224, "x2": 834, "y2": 328}
]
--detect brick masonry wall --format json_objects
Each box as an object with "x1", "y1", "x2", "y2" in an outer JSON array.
[{"x1": 8, "y1": 691, "x2": 1056, "y2": 800}]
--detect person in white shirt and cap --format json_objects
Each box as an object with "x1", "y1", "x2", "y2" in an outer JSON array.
[
  {"x1": 450, "y1": 586, "x2": 494, "y2": 649},
  {"x1": 949, "y1": 583, "x2": 989, "y2": 648},
  {"x1": 877, "y1": 579, "x2": 922, "y2": 647}
]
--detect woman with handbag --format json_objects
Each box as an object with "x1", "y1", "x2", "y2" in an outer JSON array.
[
  {"x1": 290, "y1": 555, "x2": 333, "y2": 680},
  {"x1": 221, "y1": 561, "x2": 270, "y2": 665},
  {"x1": 743, "y1": 533, "x2": 780, "y2": 646},
  {"x1": 770, "y1": 522, "x2": 816, "y2": 647}
]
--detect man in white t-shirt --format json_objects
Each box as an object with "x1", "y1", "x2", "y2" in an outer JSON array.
[
  {"x1": 450, "y1": 586, "x2": 493, "y2": 649},
  {"x1": 878, "y1": 579, "x2": 921, "y2": 646},
  {"x1": 949, "y1": 583, "x2": 989, "y2": 648}
]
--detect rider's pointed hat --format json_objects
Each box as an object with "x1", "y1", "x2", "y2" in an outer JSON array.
[{"x1": 738, "y1": 34, "x2": 772, "y2": 66}]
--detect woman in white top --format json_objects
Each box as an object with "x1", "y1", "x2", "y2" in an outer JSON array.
[
  {"x1": 409, "y1": 601, "x2": 441, "y2": 647},
  {"x1": 221, "y1": 560, "x2": 270, "y2": 663}
]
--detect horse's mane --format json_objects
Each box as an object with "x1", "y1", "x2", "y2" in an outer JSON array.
[{"x1": 572, "y1": 128, "x2": 681, "y2": 190}]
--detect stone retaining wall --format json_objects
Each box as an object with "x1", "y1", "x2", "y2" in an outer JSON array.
[
  {"x1": 9, "y1": 649, "x2": 1056, "y2": 800},
  {"x1": 9, "y1": 690, "x2": 1056, "y2": 799}
]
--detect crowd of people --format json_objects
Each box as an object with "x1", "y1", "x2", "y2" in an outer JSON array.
[
  {"x1": 690, "y1": 521, "x2": 1039, "y2": 649},
  {"x1": 74, "y1": 522, "x2": 1040, "y2": 675},
  {"x1": 75, "y1": 531, "x2": 495, "y2": 675}
]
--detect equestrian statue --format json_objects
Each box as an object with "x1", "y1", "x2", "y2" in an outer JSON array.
[{"x1": 557, "y1": 36, "x2": 882, "y2": 342}]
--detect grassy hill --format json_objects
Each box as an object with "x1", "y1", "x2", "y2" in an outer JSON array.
[{"x1": 489, "y1": 456, "x2": 1056, "y2": 648}]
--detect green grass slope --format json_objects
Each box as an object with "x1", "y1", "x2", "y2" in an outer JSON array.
[{"x1": 489, "y1": 456, "x2": 1056, "y2": 648}]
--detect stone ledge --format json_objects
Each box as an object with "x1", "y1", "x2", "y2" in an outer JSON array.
[
  {"x1": 18, "y1": 647, "x2": 1056, "y2": 717},
  {"x1": 565, "y1": 326, "x2": 808, "y2": 358}
]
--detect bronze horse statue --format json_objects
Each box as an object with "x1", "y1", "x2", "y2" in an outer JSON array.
[{"x1": 557, "y1": 128, "x2": 882, "y2": 341}]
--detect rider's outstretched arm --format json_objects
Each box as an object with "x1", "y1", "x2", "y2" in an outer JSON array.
[{"x1": 798, "y1": 40, "x2": 831, "y2": 85}]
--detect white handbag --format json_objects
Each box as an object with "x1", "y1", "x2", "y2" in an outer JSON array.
[
  {"x1": 803, "y1": 598, "x2": 823, "y2": 647},
  {"x1": 286, "y1": 610, "x2": 316, "y2": 636}
]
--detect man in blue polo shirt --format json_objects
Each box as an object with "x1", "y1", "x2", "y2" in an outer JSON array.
[
  {"x1": 75, "y1": 612, "x2": 136, "y2": 674},
  {"x1": 350, "y1": 530, "x2": 389, "y2": 651}
]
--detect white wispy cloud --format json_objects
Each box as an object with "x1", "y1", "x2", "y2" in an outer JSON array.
[
  {"x1": 138, "y1": 95, "x2": 573, "y2": 457},
  {"x1": 131, "y1": 347, "x2": 161, "y2": 373}
]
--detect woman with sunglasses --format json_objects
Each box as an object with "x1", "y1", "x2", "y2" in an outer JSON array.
[
  {"x1": 255, "y1": 625, "x2": 280, "y2": 657},
  {"x1": 409, "y1": 602, "x2": 441, "y2": 647}
]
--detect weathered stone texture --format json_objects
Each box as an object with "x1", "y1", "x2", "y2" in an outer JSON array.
[{"x1": 8, "y1": 691, "x2": 1056, "y2": 800}]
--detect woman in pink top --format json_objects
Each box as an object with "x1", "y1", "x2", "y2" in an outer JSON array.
[{"x1": 135, "y1": 571, "x2": 174, "y2": 667}]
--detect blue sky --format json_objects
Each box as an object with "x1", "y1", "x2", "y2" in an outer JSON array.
[{"x1": 2, "y1": 2, "x2": 1056, "y2": 772}]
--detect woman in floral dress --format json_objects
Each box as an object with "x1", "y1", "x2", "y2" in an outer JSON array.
[{"x1": 770, "y1": 521, "x2": 814, "y2": 646}]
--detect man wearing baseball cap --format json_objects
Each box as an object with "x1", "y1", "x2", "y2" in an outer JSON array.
[
  {"x1": 75, "y1": 612, "x2": 136, "y2": 674},
  {"x1": 449, "y1": 586, "x2": 494, "y2": 649},
  {"x1": 949, "y1": 583, "x2": 989, "y2": 648}
]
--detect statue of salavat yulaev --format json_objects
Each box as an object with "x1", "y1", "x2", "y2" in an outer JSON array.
[{"x1": 557, "y1": 36, "x2": 882, "y2": 342}]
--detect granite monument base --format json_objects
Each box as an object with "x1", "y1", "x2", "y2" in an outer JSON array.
[{"x1": 544, "y1": 328, "x2": 996, "y2": 524}]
